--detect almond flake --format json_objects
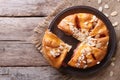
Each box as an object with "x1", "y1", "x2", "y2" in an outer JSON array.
[
  {"x1": 111, "y1": 57, "x2": 116, "y2": 61},
  {"x1": 87, "y1": 59, "x2": 93, "y2": 63},
  {"x1": 111, "y1": 62, "x2": 115, "y2": 66},
  {"x1": 104, "y1": 4, "x2": 109, "y2": 9},
  {"x1": 98, "y1": 0, "x2": 102, "y2": 4},
  {"x1": 96, "y1": 42, "x2": 102, "y2": 48},
  {"x1": 104, "y1": 13, "x2": 109, "y2": 17},
  {"x1": 98, "y1": 6, "x2": 103, "y2": 12},
  {"x1": 83, "y1": 60, "x2": 87, "y2": 63},
  {"x1": 112, "y1": 22, "x2": 118, "y2": 27},
  {"x1": 97, "y1": 61, "x2": 100, "y2": 64},
  {"x1": 83, "y1": 65, "x2": 88, "y2": 69},
  {"x1": 76, "y1": 63, "x2": 80, "y2": 67},
  {"x1": 111, "y1": 11, "x2": 118, "y2": 16},
  {"x1": 110, "y1": 71, "x2": 114, "y2": 77}
]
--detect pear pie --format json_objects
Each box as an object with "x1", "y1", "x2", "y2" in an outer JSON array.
[
  {"x1": 58, "y1": 13, "x2": 109, "y2": 69},
  {"x1": 42, "y1": 30, "x2": 72, "y2": 68},
  {"x1": 42, "y1": 13, "x2": 109, "y2": 69}
]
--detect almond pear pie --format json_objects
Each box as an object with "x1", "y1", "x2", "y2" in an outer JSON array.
[
  {"x1": 42, "y1": 30, "x2": 72, "y2": 68},
  {"x1": 42, "y1": 13, "x2": 109, "y2": 69}
]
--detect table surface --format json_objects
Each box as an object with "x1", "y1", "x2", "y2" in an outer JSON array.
[{"x1": 0, "y1": 0, "x2": 120, "y2": 80}]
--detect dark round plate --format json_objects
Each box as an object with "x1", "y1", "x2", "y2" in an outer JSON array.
[{"x1": 48, "y1": 6, "x2": 116, "y2": 76}]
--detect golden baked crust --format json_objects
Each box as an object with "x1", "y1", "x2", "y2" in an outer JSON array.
[
  {"x1": 42, "y1": 29, "x2": 72, "y2": 68},
  {"x1": 58, "y1": 13, "x2": 109, "y2": 69}
]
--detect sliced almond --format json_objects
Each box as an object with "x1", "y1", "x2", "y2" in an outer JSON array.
[
  {"x1": 111, "y1": 57, "x2": 116, "y2": 61},
  {"x1": 104, "y1": 4, "x2": 109, "y2": 9},
  {"x1": 112, "y1": 22, "x2": 118, "y2": 27},
  {"x1": 111, "y1": 11, "x2": 118, "y2": 16},
  {"x1": 111, "y1": 62, "x2": 115, "y2": 66},
  {"x1": 98, "y1": 6, "x2": 103, "y2": 12},
  {"x1": 98, "y1": 0, "x2": 102, "y2": 4},
  {"x1": 110, "y1": 71, "x2": 114, "y2": 77},
  {"x1": 104, "y1": 13, "x2": 109, "y2": 17}
]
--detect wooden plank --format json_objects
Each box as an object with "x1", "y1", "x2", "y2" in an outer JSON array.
[
  {"x1": 0, "y1": 67, "x2": 65, "y2": 80},
  {"x1": 0, "y1": 41, "x2": 49, "y2": 66},
  {"x1": 0, "y1": 65, "x2": 119, "y2": 80},
  {"x1": 0, "y1": 17, "x2": 50, "y2": 66},
  {"x1": 0, "y1": 17, "x2": 45, "y2": 41},
  {"x1": 0, "y1": 0, "x2": 62, "y2": 17}
]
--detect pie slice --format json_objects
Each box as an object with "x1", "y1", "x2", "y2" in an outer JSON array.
[
  {"x1": 42, "y1": 29, "x2": 72, "y2": 68},
  {"x1": 68, "y1": 41, "x2": 108, "y2": 68},
  {"x1": 58, "y1": 14, "x2": 88, "y2": 41},
  {"x1": 68, "y1": 35, "x2": 109, "y2": 69}
]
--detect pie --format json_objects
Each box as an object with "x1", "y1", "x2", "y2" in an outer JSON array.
[
  {"x1": 42, "y1": 13, "x2": 109, "y2": 69},
  {"x1": 58, "y1": 13, "x2": 109, "y2": 69}
]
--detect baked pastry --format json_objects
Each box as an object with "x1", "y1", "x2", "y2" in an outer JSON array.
[
  {"x1": 42, "y1": 13, "x2": 109, "y2": 69},
  {"x1": 68, "y1": 36, "x2": 109, "y2": 68},
  {"x1": 42, "y1": 29, "x2": 72, "y2": 68},
  {"x1": 58, "y1": 13, "x2": 109, "y2": 69}
]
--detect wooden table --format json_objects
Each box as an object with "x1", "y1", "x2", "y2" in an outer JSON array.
[{"x1": 0, "y1": 0, "x2": 120, "y2": 80}]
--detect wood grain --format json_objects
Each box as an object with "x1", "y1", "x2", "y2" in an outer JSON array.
[
  {"x1": 0, "y1": 17, "x2": 45, "y2": 41},
  {"x1": 0, "y1": 0, "x2": 62, "y2": 17},
  {"x1": 0, "y1": 17, "x2": 50, "y2": 66},
  {"x1": 0, "y1": 41, "x2": 49, "y2": 66}
]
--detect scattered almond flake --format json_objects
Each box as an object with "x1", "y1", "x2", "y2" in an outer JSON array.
[
  {"x1": 110, "y1": 11, "x2": 118, "y2": 16},
  {"x1": 87, "y1": 59, "x2": 93, "y2": 63},
  {"x1": 110, "y1": 71, "x2": 114, "y2": 77},
  {"x1": 90, "y1": 16, "x2": 98, "y2": 22},
  {"x1": 83, "y1": 60, "x2": 87, "y2": 63},
  {"x1": 97, "y1": 61, "x2": 100, "y2": 64},
  {"x1": 84, "y1": 22, "x2": 88, "y2": 25},
  {"x1": 104, "y1": 13, "x2": 109, "y2": 17},
  {"x1": 104, "y1": 4, "x2": 109, "y2": 9},
  {"x1": 96, "y1": 42, "x2": 102, "y2": 48},
  {"x1": 112, "y1": 22, "x2": 118, "y2": 27},
  {"x1": 38, "y1": 45, "x2": 42, "y2": 50},
  {"x1": 106, "y1": 41, "x2": 109, "y2": 46},
  {"x1": 87, "y1": 52, "x2": 91, "y2": 55},
  {"x1": 111, "y1": 57, "x2": 116, "y2": 61},
  {"x1": 98, "y1": 0, "x2": 102, "y2": 4},
  {"x1": 98, "y1": 6, "x2": 103, "y2": 12},
  {"x1": 40, "y1": 49, "x2": 43, "y2": 53},
  {"x1": 83, "y1": 65, "x2": 88, "y2": 69},
  {"x1": 50, "y1": 43, "x2": 72, "y2": 57},
  {"x1": 111, "y1": 62, "x2": 115, "y2": 66},
  {"x1": 76, "y1": 63, "x2": 80, "y2": 68}
]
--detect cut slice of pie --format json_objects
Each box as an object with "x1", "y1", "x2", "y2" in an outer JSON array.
[
  {"x1": 42, "y1": 29, "x2": 72, "y2": 68},
  {"x1": 68, "y1": 40, "x2": 108, "y2": 68}
]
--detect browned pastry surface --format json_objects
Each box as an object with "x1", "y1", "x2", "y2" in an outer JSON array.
[
  {"x1": 42, "y1": 29, "x2": 71, "y2": 68},
  {"x1": 58, "y1": 13, "x2": 109, "y2": 69}
]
